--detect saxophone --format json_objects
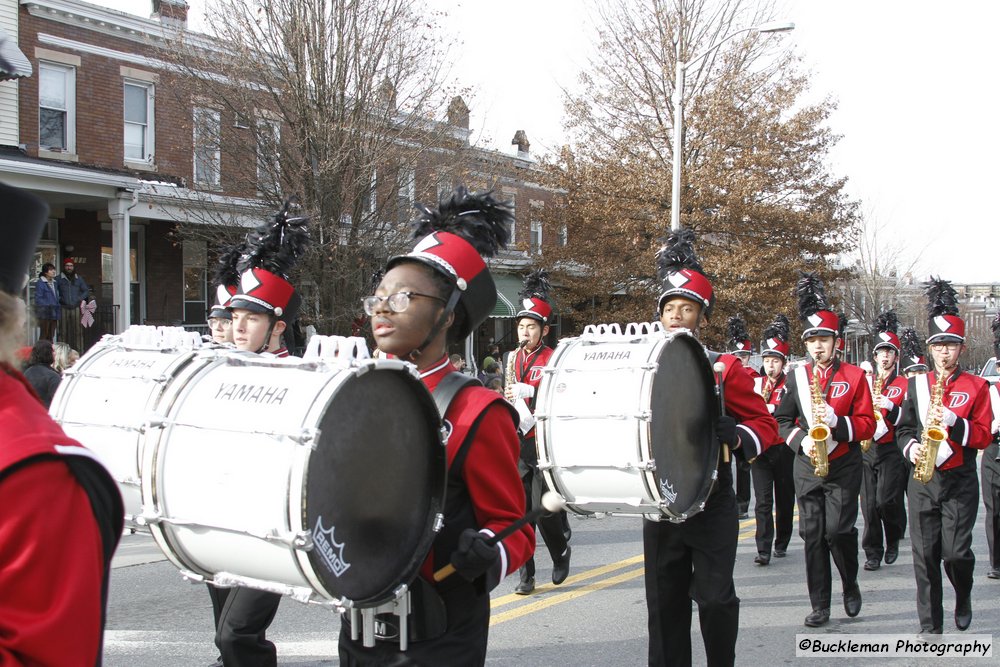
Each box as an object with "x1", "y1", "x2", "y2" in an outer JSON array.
[
  {"x1": 913, "y1": 368, "x2": 949, "y2": 484},
  {"x1": 761, "y1": 375, "x2": 776, "y2": 403},
  {"x1": 504, "y1": 340, "x2": 527, "y2": 402},
  {"x1": 860, "y1": 370, "x2": 886, "y2": 453},
  {"x1": 808, "y1": 365, "x2": 830, "y2": 477}
]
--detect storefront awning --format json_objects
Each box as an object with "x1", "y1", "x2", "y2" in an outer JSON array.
[
  {"x1": 490, "y1": 273, "x2": 522, "y2": 318},
  {"x1": 0, "y1": 29, "x2": 32, "y2": 81}
]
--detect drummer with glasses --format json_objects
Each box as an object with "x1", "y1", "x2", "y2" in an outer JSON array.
[{"x1": 644, "y1": 230, "x2": 777, "y2": 667}]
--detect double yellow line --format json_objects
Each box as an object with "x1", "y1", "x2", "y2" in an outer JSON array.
[{"x1": 490, "y1": 516, "x2": 768, "y2": 625}]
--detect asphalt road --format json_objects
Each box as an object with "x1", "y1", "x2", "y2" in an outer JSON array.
[{"x1": 104, "y1": 483, "x2": 1000, "y2": 666}]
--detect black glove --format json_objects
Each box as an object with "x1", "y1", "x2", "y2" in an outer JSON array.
[
  {"x1": 450, "y1": 529, "x2": 500, "y2": 583},
  {"x1": 716, "y1": 415, "x2": 739, "y2": 452}
]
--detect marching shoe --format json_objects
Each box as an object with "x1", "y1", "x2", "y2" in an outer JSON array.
[
  {"x1": 987, "y1": 568, "x2": 1000, "y2": 580},
  {"x1": 843, "y1": 583, "x2": 862, "y2": 618},
  {"x1": 884, "y1": 541, "x2": 899, "y2": 565},
  {"x1": 552, "y1": 546, "x2": 572, "y2": 585},
  {"x1": 804, "y1": 608, "x2": 830, "y2": 627},
  {"x1": 753, "y1": 552, "x2": 770, "y2": 566},
  {"x1": 773, "y1": 547, "x2": 787, "y2": 558},
  {"x1": 863, "y1": 558, "x2": 880, "y2": 571},
  {"x1": 955, "y1": 597, "x2": 972, "y2": 631},
  {"x1": 515, "y1": 566, "x2": 535, "y2": 595}
]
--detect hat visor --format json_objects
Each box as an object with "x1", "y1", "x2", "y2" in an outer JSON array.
[
  {"x1": 926, "y1": 333, "x2": 964, "y2": 344},
  {"x1": 227, "y1": 297, "x2": 272, "y2": 314},
  {"x1": 515, "y1": 311, "x2": 545, "y2": 324},
  {"x1": 208, "y1": 307, "x2": 232, "y2": 319},
  {"x1": 801, "y1": 327, "x2": 838, "y2": 340},
  {"x1": 873, "y1": 342, "x2": 899, "y2": 352},
  {"x1": 760, "y1": 350, "x2": 786, "y2": 359}
]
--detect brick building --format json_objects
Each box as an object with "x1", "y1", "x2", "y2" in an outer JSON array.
[{"x1": 2, "y1": 0, "x2": 562, "y2": 355}]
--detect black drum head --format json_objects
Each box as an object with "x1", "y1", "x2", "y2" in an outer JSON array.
[
  {"x1": 649, "y1": 333, "x2": 718, "y2": 520},
  {"x1": 304, "y1": 365, "x2": 445, "y2": 605}
]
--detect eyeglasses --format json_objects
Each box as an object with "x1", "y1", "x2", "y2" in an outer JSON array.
[
  {"x1": 362, "y1": 291, "x2": 446, "y2": 316},
  {"x1": 929, "y1": 342, "x2": 960, "y2": 351},
  {"x1": 208, "y1": 318, "x2": 232, "y2": 330}
]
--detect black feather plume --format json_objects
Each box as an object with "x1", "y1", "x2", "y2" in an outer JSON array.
[
  {"x1": 238, "y1": 198, "x2": 310, "y2": 278},
  {"x1": 520, "y1": 269, "x2": 551, "y2": 301},
  {"x1": 838, "y1": 313, "x2": 848, "y2": 337},
  {"x1": 795, "y1": 271, "x2": 828, "y2": 319},
  {"x1": 900, "y1": 327, "x2": 924, "y2": 361},
  {"x1": 874, "y1": 310, "x2": 899, "y2": 335},
  {"x1": 410, "y1": 186, "x2": 511, "y2": 258},
  {"x1": 656, "y1": 229, "x2": 703, "y2": 282},
  {"x1": 923, "y1": 277, "x2": 960, "y2": 318},
  {"x1": 369, "y1": 269, "x2": 383, "y2": 293},
  {"x1": 727, "y1": 315, "x2": 750, "y2": 343},
  {"x1": 213, "y1": 241, "x2": 245, "y2": 289},
  {"x1": 762, "y1": 313, "x2": 790, "y2": 342}
]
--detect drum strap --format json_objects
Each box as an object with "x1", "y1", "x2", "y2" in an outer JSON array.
[{"x1": 432, "y1": 372, "x2": 481, "y2": 419}]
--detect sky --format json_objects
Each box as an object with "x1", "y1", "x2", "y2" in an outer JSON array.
[{"x1": 91, "y1": 0, "x2": 997, "y2": 283}]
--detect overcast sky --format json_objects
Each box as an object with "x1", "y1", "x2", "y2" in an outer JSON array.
[{"x1": 91, "y1": 0, "x2": 997, "y2": 283}]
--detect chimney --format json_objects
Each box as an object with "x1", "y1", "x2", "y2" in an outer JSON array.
[
  {"x1": 512, "y1": 130, "x2": 530, "y2": 158},
  {"x1": 151, "y1": 0, "x2": 189, "y2": 29},
  {"x1": 447, "y1": 96, "x2": 469, "y2": 130}
]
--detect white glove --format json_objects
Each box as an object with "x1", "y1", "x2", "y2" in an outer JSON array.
[
  {"x1": 800, "y1": 436, "x2": 816, "y2": 458},
  {"x1": 907, "y1": 441, "x2": 922, "y2": 464},
  {"x1": 766, "y1": 403, "x2": 776, "y2": 415},
  {"x1": 877, "y1": 395, "x2": 894, "y2": 411},
  {"x1": 873, "y1": 419, "x2": 889, "y2": 442},
  {"x1": 940, "y1": 407, "x2": 958, "y2": 427},
  {"x1": 935, "y1": 439, "x2": 954, "y2": 467},
  {"x1": 823, "y1": 403, "x2": 838, "y2": 428},
  {"x1": 509, "y1": 382, "x2": 535, "y2": 401},
  {"x1": 992, "y1": 419, "x2": 1000, "y2": 436}
]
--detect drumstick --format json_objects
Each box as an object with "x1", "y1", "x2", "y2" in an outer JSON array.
[
  {"x1": 433, "y1": 492, "x2": 567, "y2": 582},
  {"x1": 714, "y1": 361, "x2": 731, "y2": 464}
]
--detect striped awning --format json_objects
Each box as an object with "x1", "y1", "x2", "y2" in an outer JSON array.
[
  {"x1": 490, "y1": 273, "x2": 522, "y2": 318},
  {"x1": 0, "y1": 29, "x2": 32, "y2": 81}
]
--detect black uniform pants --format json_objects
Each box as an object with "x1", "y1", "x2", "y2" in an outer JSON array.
[
  {"x1": 216, "y1": 587, "x2": 282, "y2": 667},
  {"x1": 793, "y1": 446, "x2": 862, "y2": 612},
  {"x1": 734, "y1": 459, "x2": 751, "y2": 515},
  {"x1": 208, "y1": 584, "x2": 230, "y2": 657},
  {"x1": 908, "y1": 458, "x2": 979, "y2": 632},
  {"x1": 644, "y1": 465, "x2": 739, "y2": 667},
  {"x1": 860, "y1": 442, "x2": 908, "y2": 561},
  {"x1": 751, "y1": 444, "x2": 794, "y2": 555},
  {"x1": 981, "y1": 442, "x2": 1000, "y2": 571},
  {"x1": 519, "y1": 439, "x2": 569, "y2": 578}
]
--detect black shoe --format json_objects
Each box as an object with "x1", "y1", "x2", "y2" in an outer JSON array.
[
  {"x1": 955, "y1": 597, "x2": 972, "y2": 631},
  {"x1": 863, "y1": 558, "x2": 881, "y2": 571},
  {"x1": 773, "y1": 548, "x2": 787, "y2": 558},
  {"x1": 207, "y1": 660, "x2": 223, "y2": 667},
  {"x1": 918, "y1": 627, "x2": 943, "y2": 636},
  {"x1": 987, "y1": 568, "x2": 1000, "y2": 580},
  {"x1": 884, "y1": 541, "x2": 899, "y2": 565},
  {"x1": 737, "y1": 511, "x2": 749, "y2": 520},
  {"x1": 551, "y1": 546, "x2": 571, "y2": 585},
  {"x1": 515, "y1": 575, "x2": 535, "y2": 595},
  {"x1": 753, "y1": 553, "x2": 770, "y2": 566},
  {"x1": 843, "y1": 583, "x2": 862, "y2": 618},
  {"x1": 804, "y1": 608, "x2": 830, "y2": 627}
]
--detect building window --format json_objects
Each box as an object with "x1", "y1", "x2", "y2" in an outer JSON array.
[
  {"x1": 39, "y1": 62, "x2": 75, "y2": 152},
  {"x1": 257, "y1": 117, "x2": 281, "y2": 195},
  {"x1": 530, "y1": 219, "x2": 543, "y2": 255},
  {"x1": 502, "y1": 190, "x2": 516, "y2": 246},
  {"x1": 365, "y1": 169, "x2": 377, "y2": 215},
  {"x1": 124, "y1": 81, "x2": 154, "y2": 163},
  {"x1": 339, "y1": 213, "x2": 352, "y2": 246},
  {"x1": 182, "y1": 240, "x2": 207, "y2": 324},
  {"x1": 193, "y1": 107, "x2": 221, "y2": 188},
  {"x1": 397, "y1": 168, "x2": 415, "y2": 224}
]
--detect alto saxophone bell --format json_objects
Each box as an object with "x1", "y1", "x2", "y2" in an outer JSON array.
[{"x1": 809, "y1": 423, "x2": 830, "y2": 442}]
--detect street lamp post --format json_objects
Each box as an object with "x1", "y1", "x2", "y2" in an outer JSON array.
[{"x1": 670, "y1": 21, "x2": 795, "y2": 231}]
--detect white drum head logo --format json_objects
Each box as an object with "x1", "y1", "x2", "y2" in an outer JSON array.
[
  {"x1": 659, "y1": 477, "x2": 677, "y2": 504},
  {"x1": 313, "y1": 517, "x2": 351, "y2": 577},
  {"x1": 829, "y1": 382, "x2": 849, "y2": 399}
]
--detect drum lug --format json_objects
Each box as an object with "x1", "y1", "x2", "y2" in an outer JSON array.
[
  {"x1": 433, "y1": 513, "x2": 445, "y2": 533},
  {"x1": 642, "y1": 460, "x2": 656, "y2": 471},
  {"x1": 179, "y1": 568, "x2": 207, "y2": 584},
  {"x1": 636, "y1": 411, "x2": 651, "y2": 421},
  {"x1": 142, "y1": 415, "x2": 165, "y2": 431},
  {"x1": 289, "y1": 427, "x2": 320, "y2": 447},
  {"x1": 291, "y1": 532, "x2": 313, "y2": 550}
]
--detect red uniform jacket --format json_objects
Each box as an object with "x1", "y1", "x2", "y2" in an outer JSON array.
[
  {"x1": 417, "y1": 357, "x2": 533, "y2": 590},
  {"x1": 775, "y1": 360, "x2": 877, "y2": 462},
  {"x1": 753, "y1": 372, "x2": 787, "y2": 445},
  {"x1": 713, "y1": 353, "x2": 779, "y2": 460},
  {"x1": 504, "y1": 344, "x2": 554, "y2": 438},
  {"x1": 1, "y1": 367, "x2": 123, "y2": 667},
  {"x1": 872, "y1": 370, "x2": 907, "y2": 445},
  {"x1": 896, "y1": 369, "x2": 992, "y2": 471}
]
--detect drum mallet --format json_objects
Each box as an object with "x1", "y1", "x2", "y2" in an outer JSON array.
[
  {"x1": 433, "y1": 491, "x2": 567, "y2": 582},
  {"x1": 714, "y1": 361, "x2": 731, "y2": 464}
]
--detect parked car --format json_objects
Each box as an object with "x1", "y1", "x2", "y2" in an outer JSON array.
[{"x1": 980, "y1": 357, "x2": 999, "y2": 385}]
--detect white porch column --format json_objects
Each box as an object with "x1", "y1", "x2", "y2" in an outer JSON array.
[{"x1": 108, "y1": 190, "x2": 136, "y2": 333}]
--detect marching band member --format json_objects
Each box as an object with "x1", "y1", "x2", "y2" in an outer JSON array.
[
  {"x1": 644, "y1": 230, "x2": 776, "y2": 667},
  {"x1": 896, "y1": 278, "x2": 992, "y2": 633},
  {"x1": 339, "y1": 187, "x2": 532, "y2": 665},
  {"x1": 506, "y1": 269, "x2": 571, "y2": 595},
  {"x1": 216, "y1": 202, "x2": 309, "y2": 666},
  {"x1": 859, "y1": 311, "x2": 909, "y2": 572},
  {"x1": 0, "y1": 182, "x2": 124, "y2": 666},
  {"x1": 728, "y1": 316, "x2": 756, "y2": 520},
  {"x1": 750, "y1": 314, "x2": 795, "y2": 565},
  {"x1": 774, "y1": 273, "x2": 875, "y2": 628},
  {"x1": 900, "y1": 327, "x2": 929, "y2": 377},
  {"x1": 982, "y1": 314, "x2": 1000, "y2": 581}
]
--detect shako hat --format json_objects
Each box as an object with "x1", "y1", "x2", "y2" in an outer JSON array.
[
  {"x1": 836, "y1": 313, "x2": 848, "y2": 354},
  {"x1": 727, "y1": 315, "x2": 752, "y2": 354},
  {"x1": 0, "y1": 182, "x2": 49, "y2": 295},
  {"x1": 228, "y1": 199, "x2": 309, "y2": 323},
  {"x1": 796, "y1": 272, "x2": 839, "y2": 340},
  {"x1": 387, "y1": 186, "x2": 512, "y2": 340},
  {"x1": 656, "y1": 229, "x2": 714, "y2": 318},
  {"x1": 760, "y1": 313, "x2": 791, "y2": 359},
  {"x1": 924, "y1": 277, "x2": 965, "y2": 344},
  {"x1": 517, "y1": 268, "x2": 553, "y2": 324},
  {"x1": 209, "y1": 242, "x2": 244, "y2": 320},
  {"x1": 900, "y1": 327, "x2": 928, "y2": 373},
  {"x1": 872, "y1": 310, "x2": 901, "y2": 353}
]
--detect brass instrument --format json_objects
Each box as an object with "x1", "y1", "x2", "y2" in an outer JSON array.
[
  {"x1": 914, "y1": 369, "x2": 949, "y2": 484},
  {"x1": 808, "y1": 365, "x2": 830, "y2": 477},
  {"x1": 504, "y1": 340, "x2": 528, "y2": 402},
  {"x1": 860, "y1": 370, "x2": 886, "y2": 453},
  {"x1": 761, "y1": 375, "x2": 776, "y2": 403}
]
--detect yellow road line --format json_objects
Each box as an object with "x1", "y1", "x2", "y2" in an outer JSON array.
[
  {"x1": 492, "y1": 554, "x2": 644, "y2": 609},
  {"x1": 491, "y1": 567, "x2": 645, "y2": 625}
]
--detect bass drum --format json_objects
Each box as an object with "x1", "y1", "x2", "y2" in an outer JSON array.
[
  {"x1": 535, "y1": 323, "x2": 718, "y2": 522},
  {"x1": 141, "y1": 352, "x2": 445, "y2": 607},
  {"x1": 48, "y1": 329, "x2": 208, "y2": 529}
]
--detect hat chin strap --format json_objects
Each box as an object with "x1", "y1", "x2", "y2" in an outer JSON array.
[
  {"x1": 255, "y1": 317, "x2": 278, "y2": 354},
  {"x1": 407, "y1": 288, "x2": 461, "y2": 363}
]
